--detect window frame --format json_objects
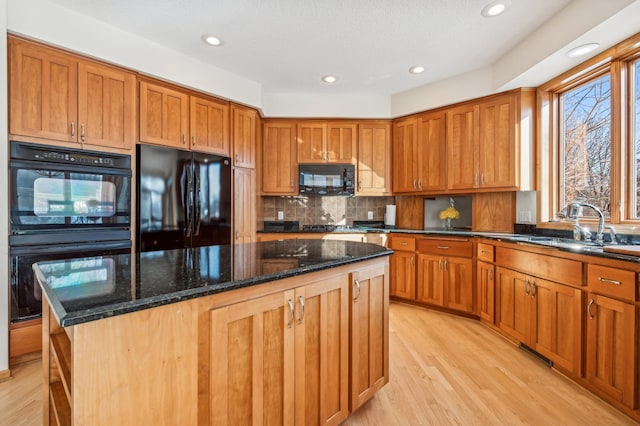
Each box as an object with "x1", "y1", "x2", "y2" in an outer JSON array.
[{"x1": 537, "y1": 32, "x2": 640, "y2": 231}]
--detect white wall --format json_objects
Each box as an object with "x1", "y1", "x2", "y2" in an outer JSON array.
[{"x1": 0, "y1": 0, "x2": 9, "y2": 374}]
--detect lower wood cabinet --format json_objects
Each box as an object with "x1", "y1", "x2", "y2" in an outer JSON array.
[
  {"x1": 210, "y1": 274, "x2": 350, "y2": 425},
  {"x1": 476, "y1": 260, "x2": 495, "y2": 323},
  {"x1": 350, "y1": 263, "x2": 390, "y2": 411},
  {"x1": 416, "y1": 238, "x2": 474, "y2": 314},
  {"x1": 585, "y1": 293, "x2": 637, "y2": 408},
  {"x1": 496, "y1": 266, "x2": 582, "y2": 374}
]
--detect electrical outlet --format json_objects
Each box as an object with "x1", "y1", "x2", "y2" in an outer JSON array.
[
  {"x1": 518, "y1": 210, "x2": 532, "y2": 223},
  {"x1": 277, "y1": 211, "x2": 284, "y2": 220},
  {"x1": 367, "y1": 211, "x2": 374, "y2": 220}
]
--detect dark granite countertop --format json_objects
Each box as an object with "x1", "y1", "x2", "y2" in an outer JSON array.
[{"x1": 34, "y1": 239, "x2": 392, "y2": 327}]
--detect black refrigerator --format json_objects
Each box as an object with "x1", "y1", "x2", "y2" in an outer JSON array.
[{"x1": 136, "y1": 144, "x2": 231, "y2": 252}]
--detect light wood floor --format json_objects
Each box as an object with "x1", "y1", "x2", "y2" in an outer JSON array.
[{"x1": 1, "y1": 303, "x2": 637, "y2": 425}]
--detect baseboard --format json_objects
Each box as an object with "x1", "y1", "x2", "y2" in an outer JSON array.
[{"x1": 0, "y1": 368, "x2": 11, "y2": 382}]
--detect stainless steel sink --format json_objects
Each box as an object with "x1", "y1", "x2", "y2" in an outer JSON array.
[{"x1": 508, "y1": 235, "x2": 605, "y2": 253}]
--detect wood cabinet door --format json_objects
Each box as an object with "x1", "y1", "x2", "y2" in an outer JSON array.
[
  {"x1": 262, "y1": 122, "x2": 298, "y2": 194},
  {"x1": 294, "y1": 276, "x2": 349, "y2": 426},
  {"x1": 77, "y1": 60, "x2": 136, "y2": 150},
  {"x1": 443, "y1": 256, "x2": 474, "y2": 314},
  {"x1": 389, "y1": 251, "x2": 415, "y2": 299},
  {"x1": 496, "y1": 267, "x2": 529, "y2": 343},
  {"x1": 446, "y1": 104, "x2": 478, "y2": 190},
  {"x1": 190, "y1": 95, "x2": 230, "y2": 156},
  {"x1": 416, "y1": 254, "x2": 444, "y2": 306},
  {"x1": 139, "y1": 81, "x2": 189, "y2": 148},
  {"x1": 9, "y1": 38, "x2": 78, "y2": 142},
  {"x1": 357, "y1": 122, "x2": 391, "y2": 195},
  {"x1": 297, "y1": 122, "x2": 327, "y2": 163},
  {"x1": 232, "y1": 105, "x2": 257, "y2": 168},
  {"x1": 417, "y1": 111, "x2": 446, "y2": 192},
  {"x1": 233, "y1": 167, "x2": 256, "y2": 244},
  {"x1": 350, "y1": 263, "x2": 389, "y2": 411},
  {"x1": 478, "y1": 95, "x2": 516, "y2": 188},
  {"x1": 392, "y1": 117, "x2": 418, "y2": 193},
  {"x1": 326, "y1": 122, "x2": 357, "y2": 163},
  {"x1": 530, "y1": 278, "x2": 582, "y2": 374},
  {"x1": 585, "y1": 294, "x2": 636, "y2": 408},
  {"x1": 477, "y1": 261, "x2": 495, "y2": 323},
  {"x1": 210, "y1": 290, "x2": 296, "y2": 426}
]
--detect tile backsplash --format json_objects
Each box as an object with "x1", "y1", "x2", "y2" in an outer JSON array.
[{"x1": 262, "y1": 196, "x2": 396, "y2": 226}]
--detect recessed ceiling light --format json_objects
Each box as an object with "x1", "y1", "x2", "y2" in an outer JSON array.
[
  {"x1": 481, "y1": 0, "x2": 511, "y2": 17},
  {"x1": 201, "y1": 34, "x2": 222, "y2": 46},
  {"x1": 566, "y1": 43, "x2": 600, "y2": 58},
  {"x1": 321, "y1": 75, "x2": 337, "y2": 84},
  {"x1": 409, "y1": 66, "x2": 425, "y2": 74}
]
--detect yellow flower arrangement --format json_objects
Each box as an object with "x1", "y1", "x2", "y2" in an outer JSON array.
[{"x1": 439, "y1": 206, "x2": 460, "y2": 221}]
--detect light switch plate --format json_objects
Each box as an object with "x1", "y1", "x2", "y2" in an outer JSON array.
[
  {"x1": 518, "y1": 210, "x2": 532, "y2": 223},
  {"x1": 277, "y1": 211, "x2": 284, "y2": 220},
  {"x1": 367, "y1": 211, "x2": 374, "y2": 220}
]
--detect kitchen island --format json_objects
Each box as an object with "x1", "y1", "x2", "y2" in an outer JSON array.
[{"x1": 35, "y1": 239, "x2": 391, "y2": 426}]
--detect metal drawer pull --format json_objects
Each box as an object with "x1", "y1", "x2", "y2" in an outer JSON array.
[
  {"x1": 437, "y1": 246, "x2": 449, "y2": 250},
  {"x1": 287, "y1": 299, "x2": 295, "y2": 328},
  {"x1": 354, "y1": 280, "x2": 361, "y2": 302},
  {"x1": 480, "y1": 250, "x2": 490, "y2": 255},
  {"x1": 587, "y1": 299, "x2": 595, "y2": 320},
  {"x1": 598, "y1": 277, "x2": 622, "y2": 286},
  {"x1": 399, "y1": 242, "x2": 408, "y2": 246},
  {"x1": 297, "y1": 296, "x2": 305, "y2": 324}
]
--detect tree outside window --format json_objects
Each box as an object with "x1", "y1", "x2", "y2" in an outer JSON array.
[{"x1": 560, "y1": 75, "x2": 611, "y2": 219}]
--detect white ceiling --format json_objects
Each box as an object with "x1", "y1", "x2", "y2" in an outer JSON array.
[{"x1": 47, "y1": 0, "x2": 573, "y2": 97}]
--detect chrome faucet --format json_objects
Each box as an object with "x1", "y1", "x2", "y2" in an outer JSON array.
[{"x1": 567, "y1": 202, "x2": 605, "y2": 245}]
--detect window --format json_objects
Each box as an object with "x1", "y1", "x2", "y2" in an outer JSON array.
[
  {"x1": 560, "y1": 74, "x2": 612, "y2": 219},
  {"x1": 538, "y1": 33, "x2": 640, "y2": 228},
  {"x1": 632, "y1": 59, "x2": 640, "y2": 217}
]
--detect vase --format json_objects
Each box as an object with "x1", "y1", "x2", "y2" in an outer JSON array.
[{"x1": 444, "y1": 218, "x2": 453, "y2": 231}]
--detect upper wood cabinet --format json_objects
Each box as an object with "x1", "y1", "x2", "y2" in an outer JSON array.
[
  {"x1": 297, "y1": 121, "x2": 356, "y2": 164},
  {"x1": 9, "y1": 37, "x2": 136, "y2": 151},
  {"x1": 140, "y1": 80, "x2": 230, "y2": 156},
  {"x1": 262, "y1": 121, "x2": 298, "y2": 195},
  {"x1": 392, "y1": 112, "x2": 445, "y2": 194},
  {"x1": 392, "y1": 117, "x2": 419, "y2": 192},
  {"x1": 357, "y1": 121, "x2": 391, "y2": 195},
  {"x1": 231, "y1": 104, "x2": 257, "y2": 168},
  {"x1": 447, "y1": 91, "x2": 533, "y2": 191},
  {"x1": 139, "y1": 81, "x2": 189, "y2": 149},
  {"x1": 190, "y1": 95, "x2": 229, "y2": 155}
]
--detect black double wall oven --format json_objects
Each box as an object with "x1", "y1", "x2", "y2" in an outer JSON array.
[{"x1": 9, "y1": 141, "x2": 132, "y2": 323}]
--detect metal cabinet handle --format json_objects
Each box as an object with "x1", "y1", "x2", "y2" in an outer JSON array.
[
  {"x1": 354, "y1": 280, "x2": 361, "y2": 302},
  {"x1": 410, "y1": 256, "x2": 414, "y2": 266},
  {"x1": 71, "y1": 122, "x2": 75, "y2": 138},
  {"x1": 488, "y1": 268, "x2": 493, "y2": 280},
  {"x1": 235, "y1": 231, "x2": 239, "y2": 240},
  {"x1": 443, "y1": 259, "x2": 448, "y2": 270},
  {"x1": 524, "y1": 279, "x2": 530, "y2": 296},
  {"x1": 192, "y1": 135, "x2": 196, "y2": 146},
  {"x1": 480, "y1": 173, "x2": 485, "y2": 185},
  {"x1": 80, "y1": 123, "x2": 86, "y2": 142},
  {"x1": 598, "y1": 277, "x2": 622, "y2": 286},
  {"x1": 530, "y1": 281, "x2": 536, "y2": 297},
  {"x1": 474, "y1": 174, "x2": 479, "y2": 186},
  {"x1": 437, "y1": 246, "x2": 449, "y2": 250},
  {"x1": 418, "y1": 179, "x2": 422, "y2": 189},
  {"x1": 235, "y1": 154, "x2": 239, "y2": 163},
  {"x1": 183, "y1": 134, "x2": 187, "y2": 145},
  {"x1": 290, "y1": 180, "x2": 294, "y2": 188},
  {"x1": 587, "y1": 299, "x2": 595, "y2": 320},
  {"x1": 438, "y1": 258, "x2": 443, "y2": 270},
  {"x1": 413, "y1": 179, "x2": 417, "y2": 189},
  {"x1": 297, "y1": 296, "x2": 305, "y2": 324},
  {"x1": 358, "y1": 180, "x2": 362, "y2": 190},
  {"x1": 287, "y1": 299, "x2": 295, "y2": 328}
]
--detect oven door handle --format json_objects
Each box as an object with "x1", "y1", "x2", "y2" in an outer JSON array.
[{"x1": 10, "y1": 240, "x2": 132, "y2": 256}]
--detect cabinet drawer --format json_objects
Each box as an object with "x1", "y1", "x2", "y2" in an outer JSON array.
[
  {"x1": 477, "y1": 243, "x2": 495, "y2": 262},
  {"x1": 390, "y1": 236, "x2": 415, "y2": 251},
  {"x1": 587, "y1": 264, "x2": 637, "y2": 302},
  {"x1": 417, "y1": 238, "x2": 472, "y2": 258},
  {"x1": 496, "y1": 246, "x2": 582, "y2": 287}
]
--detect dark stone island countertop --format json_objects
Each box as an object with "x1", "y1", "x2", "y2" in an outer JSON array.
[{"x1": 34, "y1": 239, "x2": 392, "y2": 327}]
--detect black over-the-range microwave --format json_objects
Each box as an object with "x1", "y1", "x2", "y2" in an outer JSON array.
[{"x1": 299, "y1": 164, "x2": 355, "y2": 196}]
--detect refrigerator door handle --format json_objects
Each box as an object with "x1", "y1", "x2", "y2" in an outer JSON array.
[
  {"x1": 184, "y1": 163, "x2": 193, "y2": 238},
  {"x1": 193, "y1": 162, "x2": 202, "y2": 236}
]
